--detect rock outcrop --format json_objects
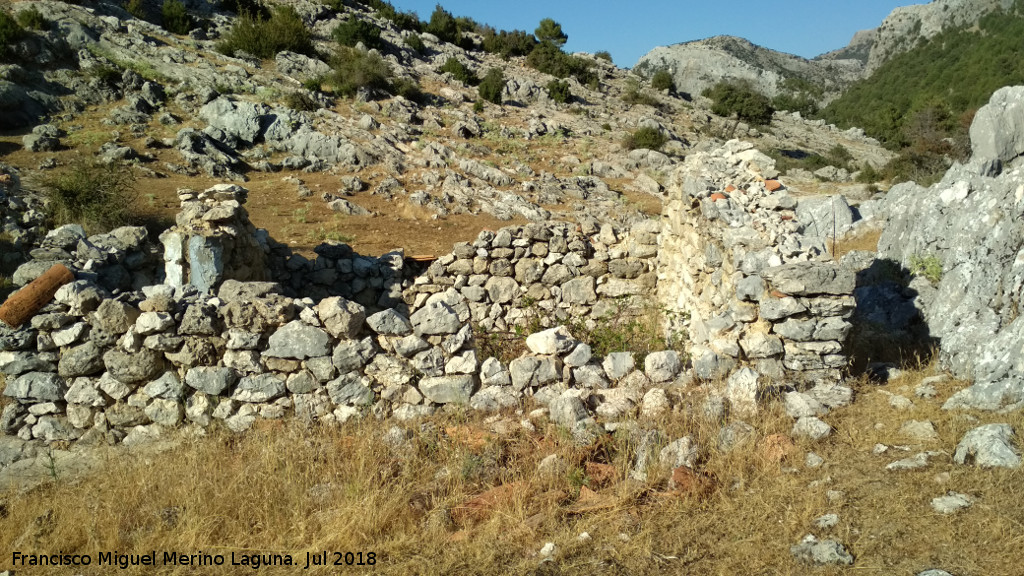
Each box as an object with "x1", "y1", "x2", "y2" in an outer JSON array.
[{"x1": 878, "y1": 85, "x2": 1024, "y2": 410}]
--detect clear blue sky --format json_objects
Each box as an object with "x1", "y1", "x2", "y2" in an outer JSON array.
[{"x1": 388, "y1": 1, "x2": 923, "y2": 66}]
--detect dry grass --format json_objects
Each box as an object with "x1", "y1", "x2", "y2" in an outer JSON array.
[
  {"x1": 830, "y1": 227, "x2": 882, "y2": 260},
  {"x1": 2, "y1": 365, "x2": 1023, "y2": 575}
]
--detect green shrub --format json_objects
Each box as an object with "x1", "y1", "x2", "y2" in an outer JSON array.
[
  {"x1": 473, "y1": 99, "x2": 484, "y2": 113},
  {"x1": 161, "y1": 0, "x2": 191, "y2": 35},
  {"x1": 325, "y1": 46, "x2": 392, "y2": 98},
  {"x1": 623, "y1": 126, "x2": 667, "y2": 151},
  {"x1": 0, "y1": 10, "x2": 25, "y2": 60},
  {"x1": 392, "y1": 76, "x2": 425, "y2": 103},
  {"x1": 702, "y1": 80, "x2": 775, "y2": 125},
  {"x1": 526, "y1": 41, "x2": 595, "y2": 85},
  {"x1": 16, "y1": 6, "x2": 48, "y2": 31},
  {"x1": 478, "y1": 68, "x2": 505, "y2": 105},
  {"x1": 909, "y1": 254, "x2": 943, "y2": 285},
  {"x1": 403, "y1": 33, "x2": 425, "y2": 52},
  {"x1": 124, "y1": 0, "x2": 147, "y2": 20},
  {"x1": 856, "y1": 162, "x2": 882, "y2": 183},
  {"x1": 481, "y1": 29, "x2": 536, "y2": 59},
  {"x1": 332, "y1": 15, "x2": 381, "y2": 49},
  {"x1": 601, "y1": 122, "x2": 611, "y2": 131},
  {"x1": 283, "y1": 90, "x2": 319, "y2": 111},
  {"x1": 594, "y1": 50, "x2": 612, "y2": 63},
  {"x1": 425, "y1": 4, "x2": 459, "y2": 44},
  {"x1": 622, "y1": 85, "x2": 660, "y2": 108},
  {"x1": 546, "y1": 79, "x2": 571, "y2": 103},
  {"x1": 88, "y1": 64, "x2": 123, "y2": 86},
  {"x1": 534, "y1": 18, "x2": 567, "y2": 47},
  {"x1": 651, "y1": 69, "x2": 675, "y2": 92},
  {"x1": 216, "y1": 6, "x2": 312, "y2": 59},
  {"x1": 41, "y1": 161, "x2": 138, "y2": 234},
  {"x1": 221, "y1": 0, "x2": 269, "y2": 18},
  {"x1": 438, "y1": 57, "x2": 476, "y2": 85},
  {"x1": 772, "y1": 91, "x2": 819, "y2": 117}
]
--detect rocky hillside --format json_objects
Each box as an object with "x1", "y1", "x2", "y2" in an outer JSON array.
[
  {"x1": 859, "y1": 0, "x2": 1017, "y2": 74},
  {"x1": 635, "y1": 0, "x2": 1018, "y2": 105},
  {"x1": 0, "y1": 0, "x2": 887, "y2": 267},
  {"x1": 634, "y1": 35, "x2": 863, "y2": 101}
]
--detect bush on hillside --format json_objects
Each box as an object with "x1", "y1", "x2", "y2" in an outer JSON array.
[
  {"x1": 526, "y1": 41, "x2": 596, "y2": 86},
  {"x1": 325, "y1": 46, "x2": 393, "y2": 98},
  {"x1": 651, "y1": 69, "x2": 675, "y2": 92},
  {"x1": 216, "y1": 6, "x2": 313, "y2": 59},
  {"x1": 702, "y1": 80, "x2": 775, "y2": 125},
  {"x1": 403, "y1": 33, "x2": 425, "y2": 53},
  {"x1": 0, "y1": 10, "x2": 24, "y2": 60},
  {"x1": 478, "y1": 68, "x2": 505, "y2": 105},
  {"x1": 438, "y1": 57, "x2": 477, "y2": 85},
  {"x1": 425, "y1": 4, "x2": 458, "y2": 44},
  {"x1": 481, "y1": 29, "x2": 536, "y2": 59},
  {"x1": 332, "y1": 15, "x2": 382, "y2": 49},
  {"x1": 392, "y1": 76, "x2": 425, "y2": 103},
  {"x1": 283, "y1": 90, "x2": 319, "y2": 112},
  {"x1": 221, "y1": 0, "x2": 269, "y2": 18},
  {"x1": 124, "y1": 0, "x2": 147, "y2": 20},
  {"x1": 546, "y1": 79, "x2": 571, "y2": 103},
  {"x1": 347, "y1": 0, "x2": 422, "y2": 32},
  {"x1": 41, "y1": 160, "x2": 138, "y2": 234},
  {"x1": 16, "y1": 6, "x2": 48, "y2": 31},
  {"x1": 161, "y1": 0, "x2": 191, "y2": 35},
  {"x1": 594, "y1": 50, "x2": 612, "y2": 63},
  {"x1": 623, "y1": 126, "x2": 667, "y2": 151}
]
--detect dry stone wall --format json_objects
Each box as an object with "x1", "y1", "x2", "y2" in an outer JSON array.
[
  {"x1": 658, "y1": 140, "x2": 856, "y2": 386},
  {"x1": 2, "y1": 183, "x2": 667, "y2": 444}
]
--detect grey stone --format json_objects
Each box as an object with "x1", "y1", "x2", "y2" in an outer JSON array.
[
  {"x1": 725, "y1": 367, "x2": 761, "y2": 416},
  {"x1": 57, "y1": 342, "x2": 106, "y2": 379},
  {"x1": 327, "y1": 373, "x2": 374, "y2": 406},
  {"x1": 784, "y1": 392, "x2": 827, "y2": 418},
  {"x1": 142, "y1": 372, "x2": 185, "y2": 400},
  {"x1": 145, "y1": 399, "x2": 184, "y2": 427},
  {"x1": 0, "y1": 351, "x2": 56, "y2": 375},
  {"x1": 103, "y1": 348, "x2": 164, "y2": 384},
  {"x1": 484, "y1": 276, "x2": 519, "y2": 304},
  {"x1": 563, "y1": 343, "x2": 593, "y2": 367},
  {"x1": 333, "y1": 337, "x2": 376, "y2": 371},
  {"x1": 761, "y1": 262, "x2": 855, "y2": 296},
  {"x1": 790, "y1": 535, "x2": 854, "y2": 566},
  {"x1": 366, "y1": 309, "x2": 413, "y2": 335},
  {"x1": 561, "y1": 276, "x2": 596, "y2": 304},
  {"x1": 549, "y1": 394, "x2": 589, "y2": 427},
  {"x1": 796, "y1": 195, "x2": 855, "y2": 239},
  {"x1": 660, "y1": 436, "x2": 699, "y2": 469},
  {"x1": 265, "y1": 320, "x2": 331, "y2": 360},
  {"x1": 93, "y1": 300, "x2": 141, "y2": 333},
  {"x1": 793, "y1": 416, "x2": 832, "y2": 441},
  {"x1": 188, "y1": 235, "x2": 224, "y2": 293},
  {"x1": 644, "y1": 351, "x2": 681, "y2": 383},
  {"x1": 814, "y1": 513, "x2": 839, "y2": 529},
  {"x1": 419, "y1": 375, "x2": 476, "y2": 404},
  {"x1": 64, "y1": 378, "x2": 106, "y2": 407},
  {"x1": 931, "y1": 491, "x2": 973, "y2": 515},
  {"x1": 479, "y1": 357, "x2": 511, "y2": 387},
  {"x1": 411, "y1": 301, "x2": 462, "y2": 335},
  {"x1": 602, "y1": 352, "x2": 635, "y2": 380},
  {"x1": 735, "y1": 275, "x2": 766, "y2": 302},
  {"x1": 509, "y1": 356, "x2": 561, "y2": 390},
  {"x1": 184, "y1": 367, "x2": 239, "y2": 396},
  {"x1": 900, "y1": 420, "x2": 939, "y2": 441},
  {"x1": 526, "y1": 326, "x2": 578, "y2": 356},
  {"x1": 233, "y1": 373, "x2": 286, "y2": 403},
  {"x1": 136, "y1": 312, "x2": 175, "y2": 335},
  {"x1": 970, "y1": 85, "x2": 1024, "y2": 166},
  {"x1": 740, "y1": 333, "x2": 784, "y2": 358},
  {"x1": 953, "y1": 423, "x2": 1021, "y2": 468},
  {"x1": 4, "y1": 372, "x2": 66, "y2": 402}
]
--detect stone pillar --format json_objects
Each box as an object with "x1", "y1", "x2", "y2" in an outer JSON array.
[{"x1": 159, "y1": 184, "x2": 268, "y2": 294}]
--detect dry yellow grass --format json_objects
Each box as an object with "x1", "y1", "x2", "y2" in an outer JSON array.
[{"x1": 2, "y1": 365, "x2": 1023, "y2": 575}]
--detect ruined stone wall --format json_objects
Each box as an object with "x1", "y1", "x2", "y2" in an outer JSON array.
[
  {"x1": 1, "y1": 183, "x2": 666, "y2": 444},
  {"x1": 657, "y1": 141, "x2": 856, "y2": 386}
]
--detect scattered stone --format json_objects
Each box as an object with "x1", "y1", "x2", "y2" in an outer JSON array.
[
  {"x1": 931, "y1": 491, "x2": 974, "y2": 515},
  {"x1": 790, "y1": 535, "x2": 854, "y2": 566},
  {"x1": 953, "y1": 423, "x2": 1021, "y2": 468}
]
